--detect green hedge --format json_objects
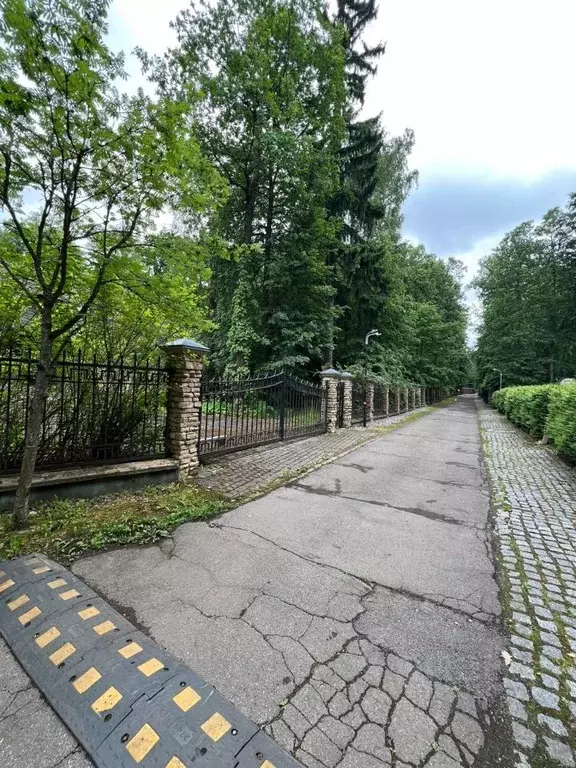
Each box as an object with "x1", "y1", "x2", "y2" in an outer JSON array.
[
  {"x1": 546, "y1": 385, "x2": 576, "y2": 458},
  {"x1": 491, "y1": 383, "x2": 576, "y2": 458}
]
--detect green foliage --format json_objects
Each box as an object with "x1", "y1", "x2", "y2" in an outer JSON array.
[
  {"x1": 0, "y1": 0, "x2": 469, "y2": 411},
  {"x1": 0, "y1": 483, "x2": 229, "y2": 564},
  {"x1": 149, "y1": 0, "x2": 347, "y2": 374},
  {"x1": 475, "y1": 196, "x2": 576, "y2": 397},
  {"x1": 545, "y1": 385, "x2": 576, "y2": 459},
  {"x1": 492, "y1": 385, "x2": 555, "y2": 437},
  {"x1": 0, "y1": 0, "x2": 225, "y2": 357},
  {"x1": 493, "y1": 384, "x2": 576, "y2": 456}
]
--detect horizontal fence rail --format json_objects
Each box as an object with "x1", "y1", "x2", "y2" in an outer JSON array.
[
  {"x1": 199, "y1": 371, "x2": 327, "y2": 457},
  {"x1": 0, "y1": 349, "x2": 168, "y2": 475}
]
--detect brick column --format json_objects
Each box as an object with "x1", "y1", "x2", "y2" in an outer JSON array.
[
  {"x1": 321, "y1": 368, "x2": 341, "y2": 433},
  {"x1": 341, "y1": 372, "x2": 353, "y2": 428},
  {"x1": 366, "y1": 382, "x2": 374, "y2": 424},
  {"x1": 163, "y1": 339, "x2": 209, "y2": 480}
]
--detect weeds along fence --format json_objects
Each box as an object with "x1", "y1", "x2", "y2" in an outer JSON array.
[
  {"x1": 198, "y1": 371, "x2": 327, "y2": 457},
  {"x1": 0, "y1": 349, "x2": 168, "y2": 475}
]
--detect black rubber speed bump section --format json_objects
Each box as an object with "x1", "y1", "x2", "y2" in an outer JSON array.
[{"x1": 0, "y1": 554, "x2": 303, "y2": 768}]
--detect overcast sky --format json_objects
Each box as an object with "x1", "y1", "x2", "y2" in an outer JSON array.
[{"x1": 109, "y1": 0, "x2": 576, "y2": 339}]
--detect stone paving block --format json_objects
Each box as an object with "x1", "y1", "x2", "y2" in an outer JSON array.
[{"x1": 480, "y1": 403, "x2": 576, "y2": 768}]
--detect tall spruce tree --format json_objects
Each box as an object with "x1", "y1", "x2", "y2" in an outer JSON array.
[
  {"x1": 154, "y1": 0, "x2": 347, "y2": 376},
  {"x1": 325, "y1": 0, "x2": 386, "y2": 366}
]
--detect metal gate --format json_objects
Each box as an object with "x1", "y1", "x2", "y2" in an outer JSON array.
[{"x1": 199, "y1": 371, "x2": 327, "y2": 458}]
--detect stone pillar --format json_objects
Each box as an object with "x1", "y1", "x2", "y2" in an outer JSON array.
[
  {"x1": 366, "y1": 382, "x2": 374, "y2": 424},
  {"x1": 420, "y1": 386, "x2": 425, "y2": 406},
  {"x1": 321, "y1": 368, "x2": 341, "y2": 433},
  {"x1": 384, "y1": 387, "x2": 389, "y2": 416},
  {"x1": 341, "y1": 372, "x2": 353, "y2": 428},
  {"x1": 404, "y1": 387, "x2": 409, "y2": 412},
  {"x1": 396, "y1": 387, "x2": 401, "y2": 414},
  {"x1": 163, "y1": 339, "x2": 209, "y2": 480}
]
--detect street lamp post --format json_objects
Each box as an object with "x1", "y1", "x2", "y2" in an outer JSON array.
[
  {"x1": 363, "y1": 329, "x2": 381, "y2": 426},
  {"x1": 493, "y1": 367, "x2": 503, "y2": 390}
]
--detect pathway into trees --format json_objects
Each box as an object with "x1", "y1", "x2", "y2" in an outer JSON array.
[{"x1": 70, "y1": 397, "x2": 512, "y2": 768}]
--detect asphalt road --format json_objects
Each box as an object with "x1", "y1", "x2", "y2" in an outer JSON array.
[{"x1": 71, "y1": 396, "x2": 513, "y2": 768}]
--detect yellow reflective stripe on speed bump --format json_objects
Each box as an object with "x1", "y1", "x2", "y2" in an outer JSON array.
[
  {"x1": 173, "y1": 686, "x2": 201, "y2": 712},
  {"x1": 93, "y1": 620, "x2": 116, "y2": 635},
  {"x1": 7, "y1": 594, "x2": 29, "y2": 611},
  {"x1": 125, "y1": 723, "x2": 159, "y2": 763},
  {"x1": 261, "y1": 762, "x2": 277, "y2": 768},
  {"x1": 91, "y1": 687, "x2": 122, "y2": 714},
  {"x1": 118, "y1": 641, "x2": 142, "y2": 659},
  {"x1": 32, "y1": 566, "x2": 51, "y2": 574},
  {"x1": 49, "y1": 643, "x2": 76, "y2": 665},
  {"x1": 36, "y1": 627, "x2": 61, "y2": 648},
  {"x1": 78, "y1": 606, "x2": 100, "y2": 620},
  {"x1": 0, "y1": 579, "x2": 15, "y2": 593},
  {"x1": 137, "y1": 658, "x2": 164, "y2": 677},
  {"x1": 18, "y1": 606, "x2": 41, "y2": 624},
  {"x1": 73, "y1": 667, "x2": 102, "y2": 694},
  {"x1": 47, "y1": 578, "x2": 67, "y2": 589},
  {"x1": 165, "y1": 759, "x2": 186, "y2": 768},
  {"x1": 59, "y1": 589, "x2": 80, "y2": 601},
  {"x1": 201, "y1": 713, "x2": 231, "y2": 742}
]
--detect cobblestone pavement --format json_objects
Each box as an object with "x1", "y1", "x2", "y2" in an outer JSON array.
[
  {"x1": 479, "y1": 402, "x2": 576, "y2": 767},
  {"x1": 75, "y1": 397, "x2": 511, "y2": 768},
  {"x1": 197, "y1": 410, "x2": 419, "y2": 499},
  {"x1": 0, "y1": 636, "x2": 91, "y2": 768}
]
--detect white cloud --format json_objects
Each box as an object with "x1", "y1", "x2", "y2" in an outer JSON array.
[{"x1": 363, "y1": 0, "x2": 576, "y2": 180}]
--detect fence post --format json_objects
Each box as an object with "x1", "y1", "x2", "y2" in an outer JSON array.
[
  {"x1": 162, "y1": 339, "x2": 209, "y2": 480},
  {"x1": 396, "y1": 387, "x2": 401, "y2": 414},
  {"x1": 321, "y1": 368, "x2": 341, "y2": 433},
  {"x1": 384, "y1": 386, "x2": 389, "y2": 416},
  {"x1": 365, "y1": 382, "x2": 374, "y2": 426},
  {"x1": 341, "y1": 372, "x2": 353, "y2": 428},
  {"x1": 279, "y1": 371, "x2": 286, "y2": 441}
]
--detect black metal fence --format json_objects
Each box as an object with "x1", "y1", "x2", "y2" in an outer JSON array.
[
  {"x1": 373, "y1": 384, "x2": 387, "y2": 418},
  {"x1": 351, "y1": 381, "x2": 366, "y2": 425},
  {"x1": 0, "y1": 349, "x2": 168, "y2": 475},
  {"x1": 199, "y1": 371, "x2": 327, "y2": 457}
]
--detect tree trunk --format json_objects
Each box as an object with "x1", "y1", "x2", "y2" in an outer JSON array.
[{"x1": 13, "y1": 314, "x2": 52, "y2": 528}]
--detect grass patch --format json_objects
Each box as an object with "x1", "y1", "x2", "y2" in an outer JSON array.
[
  {"x1": 0, "y1": 483, "x2": 231, "y2": 565},
  {"x1": 0, "y1": 399, "x2": 452, "y2": 566}
]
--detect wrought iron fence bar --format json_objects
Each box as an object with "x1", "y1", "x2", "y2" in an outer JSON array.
[{"x1": 0, "y1": 348, "x2": 169, "y2": 475}]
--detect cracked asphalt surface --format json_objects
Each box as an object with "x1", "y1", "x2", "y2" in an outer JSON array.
[{"x1": 66, "y1": 395, "x2": 512, "y2": 767}]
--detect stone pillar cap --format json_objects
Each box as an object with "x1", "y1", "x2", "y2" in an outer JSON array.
[
  {"x1": 320, "y1": 368, "x2": 342, "y2": 378},
  {"x1": 163, "y1": 339, "x2": 210, "y2": 354},
  {"x1": 340, "y1": 371, "x2": 354, "y2": 380}
]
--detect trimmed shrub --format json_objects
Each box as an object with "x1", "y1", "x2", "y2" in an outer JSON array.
[
  {"x1": 491, "y1": 384, "x2": 556, "y2": 437},
  {"x1": 545, "y1": 384, "x2": 576, "y2": 459},
  {"x1": 492, "y1": 383, "x2": 576, "y2": 458}
]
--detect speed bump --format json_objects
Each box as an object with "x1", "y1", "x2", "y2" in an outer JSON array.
[{"x1": 0, "y1": 554, "x2": 303, "y2": 768}]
